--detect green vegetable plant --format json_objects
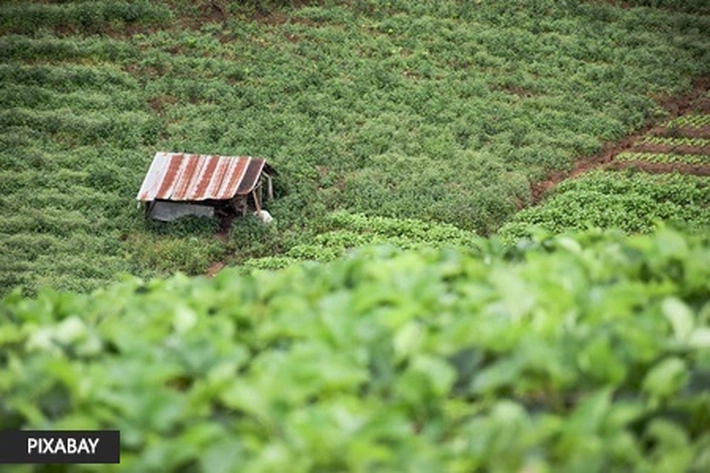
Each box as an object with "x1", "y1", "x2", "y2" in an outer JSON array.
[
  {"x1": 1, "y1": 0, "x2": 710, "y2": 296},
  {"x1": 616, "y1": 152, "x2": 709, "y2": 165},
  {"x1": 497, "y1": 170, "x2": 710, "y2": 242},
  {"x1": 2, "y1": 228, "x2": 710, "y2": 472}
]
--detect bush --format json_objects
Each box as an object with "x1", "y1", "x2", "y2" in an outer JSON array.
[
  {"x1": 497, "y1": 171, "x2": 710, "y2": 242},
  {"x1": 2, "y1": 229, "x2": 710, "y2": 472}
]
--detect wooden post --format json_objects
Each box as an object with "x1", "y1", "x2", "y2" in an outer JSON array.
[
  {"x1": 252, "y1": 190, "x2": 262, "y2": 213},
  {"x1": 264, "y1": 173, "x2": 274, "y2": 201}
]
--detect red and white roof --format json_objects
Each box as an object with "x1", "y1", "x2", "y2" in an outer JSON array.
[{"x1": 136, "y1": 152, "x2": 267, "y2": 202}]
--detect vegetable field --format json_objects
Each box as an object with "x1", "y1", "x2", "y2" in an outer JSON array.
[
  {"x1": 2, "y1": 228, "x2": 710, "y2": 472},
  {"x1": 2, "y1": 0, "x2": 710, "y2": 294},
  {"x1": 498, "y1": 93, "x2": 710, "y2": 242},
  {"x1": 2, "y1": 2, "x2": 710, "y2": 472}
]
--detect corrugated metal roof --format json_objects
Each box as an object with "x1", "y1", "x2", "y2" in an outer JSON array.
[{"x1": 136, "y1": 152, "x2": 267, "y2": 202}]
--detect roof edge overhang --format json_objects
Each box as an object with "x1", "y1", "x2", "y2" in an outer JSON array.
[
  {"x1": 235, "y1": 159, "x2": 267, "y2": 196},
  {"x1": 136, "y1": 152, "x2": 269, "y2": 202}
]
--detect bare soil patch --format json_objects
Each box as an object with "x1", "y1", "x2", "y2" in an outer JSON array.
[
  {"x1": 148, "y1": 95, "x2": 178, "y2": 113},
  {"x1": 652, "y1": 126, "x2": 710, "y2": 140},
  {"x1": 652, "y1": 77, "x2": 710, "y2": 116},
  {"x1": 629, "y1": 143, "x2": 710, "y2": 156},
  {"x1": 530, "y1": 135, "x2": 633, "y2": 203},
  {"x1": 206, "y1": 261, "x2": 225, "y2": 277}
]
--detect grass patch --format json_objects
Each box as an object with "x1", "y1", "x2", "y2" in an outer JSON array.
[{"x1": 1, "y1": 0, "x2": 709, "y2": 294}]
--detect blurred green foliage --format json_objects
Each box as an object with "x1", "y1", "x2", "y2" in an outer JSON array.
[{"x1": 2, "y1": 228, "x2": 710, "y2": 472}]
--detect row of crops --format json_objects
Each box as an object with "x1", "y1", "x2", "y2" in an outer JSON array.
[
  {"x1": 242, "y1": 211, "x2": 480, "y2": 270},
  {"x1": 497, "y1": 170, "x2": 710, "y2": 240},
  {"x1": 639, "y1": 136, "x2": 710, "y2": 148},
  {"x1": 667, "y1": 113, "x2": 710, "y2": 128},
  {"x1": 615, "y1": 153, "x2": 709, "y2": 165},
  {"x1": 498, "y1": 106, "x2": 710, "y2": 242}
]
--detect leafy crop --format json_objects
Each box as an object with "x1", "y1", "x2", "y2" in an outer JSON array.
[
  {"x1": 497, "y1": 170, "x2": 710, "y2": 242},
  {"x1": 616, "y1": 152, "x2": 710, "y2": 165},
  {"x1": 640, "y1": 136, "x2": 710, "y2": 148},
  {"x1": 2, "y1": 228, "x2": 710, "y2": 472},
  {"x1": 243, "y1": 211, "x2": 478, "y2": 269},
  {"x1": 0, "y1": 1, "x2": 172, "y2": 35},
  {"x1": 666, "y1": 114, "x2": 710, "y2": 128},
  {"x1": 616, "y1": 0, "x2": 710, "y2": 13}
]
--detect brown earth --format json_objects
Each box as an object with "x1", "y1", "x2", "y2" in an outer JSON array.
[
  {"x1": 530, "y1": 135, "x2": 632, "y2": 204},
  {"x1": 206, "y1": 261, "x2": 225, "y2": 277},
  {"x1": 530, "y1": 77, "x2": 710, "y2": 204},
  {"x1": 651, "y1": 126, "x2": 710, "y2": 139}
]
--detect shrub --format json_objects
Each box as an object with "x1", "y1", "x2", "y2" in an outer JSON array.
[{"x1": 2, "y1": 229, "x2": 710, "y2": 471}]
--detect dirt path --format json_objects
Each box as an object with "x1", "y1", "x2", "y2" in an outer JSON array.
[
  {"x1": 530, "y1": 77, "x2": 710, "y2": 204},
  {"x1": 206, "y1": 261, "x2": 226, "y2": 277}
]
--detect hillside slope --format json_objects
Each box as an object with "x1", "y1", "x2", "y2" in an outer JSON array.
[
  {"x1": 2, "y1": 228, "x2": 710, "y2": 471},
  {"x1": 1, "y1": 0, "x2": 710, "y2": 295}
]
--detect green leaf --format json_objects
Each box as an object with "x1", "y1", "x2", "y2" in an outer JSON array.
[
  {"x1": 410, "y1": 354, "x2": 457, "y2": 397},
  {"x1": 644, "y1": 419, "x2": 693, "y2": 473},
  {"x1": 555, "y1": 236, "x2": 582, "y2": 254},
  {"x1": 689, "y1": 328, "x2": 710, "y2": 349},
  {"x1": 173, "y1": 305, "x2": 198, "y2": 334},
  {"x1": 577, "y1": 335, "x2": 627, "y2": 385},
  {"x1": 471, "y1": 357, "x2": 523, "y2": 394},
  {"x1": 642, "y1": 357, "x2": 688, "y2": 400},
  {"x1": 393, "y1": 321, "x2": 425, "y2": 361},
  {"x1": 54, "y1": 315, "x2": 87, "y2": 344},
  {"x1": 605, "y1": 401, "x2": 645, "y2": 429},
  {"x1": 646, "y1": 419, "x2": 689, "y2": 451},
  {"x1": 218, "y1": 381, "x2": 270, "y2": 424},
  {"x1": 567, "y1": 387, "x2": 613, "y2": 435},
  {"x1": 662, "y1": 297, "x2": 695, "y2": 343},
  {"x1": 0, "y1": 323, "x2": 23, "y2": 346}
]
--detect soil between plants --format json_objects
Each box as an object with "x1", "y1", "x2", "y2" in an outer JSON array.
[{"x1": 530, "y1": 77, "x2": 710, "y2": 205}]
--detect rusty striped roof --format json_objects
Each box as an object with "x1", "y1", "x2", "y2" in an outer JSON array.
[{"x1": 136, "y1": 152, "x2": 267, "y2": 202}]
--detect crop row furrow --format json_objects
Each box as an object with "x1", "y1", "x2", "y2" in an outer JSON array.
[
  {"x1": 0, "y1": 34, "x2": 135, "y2": 63},
  {"x1": 0, "y1": 64, "x2": 139, "y2": 93},
  {"x1": 665, "y1": 114, "x2": 710, "y2": 128},
  {"x1": 0, "y1": 83, "x2": 142, "y2": 112},
  {"x1": 639, "y1": 136, "x2": 710, "y2": 147},
  {"x1": 616, "y1": 152, "x2": 710, "y2": 165},
  {"x1": 0, "y1": 108, "x2": 160, "y2": 148},
  {"x1": 0, "y1": 1, "x2": 172, "y2": 35}
]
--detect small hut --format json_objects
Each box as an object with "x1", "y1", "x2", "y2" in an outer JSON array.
[{"x1": 136, "y1": 152, "x2": 274, "y2": 223}]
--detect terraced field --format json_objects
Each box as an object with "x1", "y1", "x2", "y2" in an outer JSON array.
[{"x1": 498, "y1": 88, "x2": 710, "y2": 241}]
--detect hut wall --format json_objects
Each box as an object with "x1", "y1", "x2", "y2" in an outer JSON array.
[{"x1": 149, "y1": 201, "x2": 215, "y2": 222}]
